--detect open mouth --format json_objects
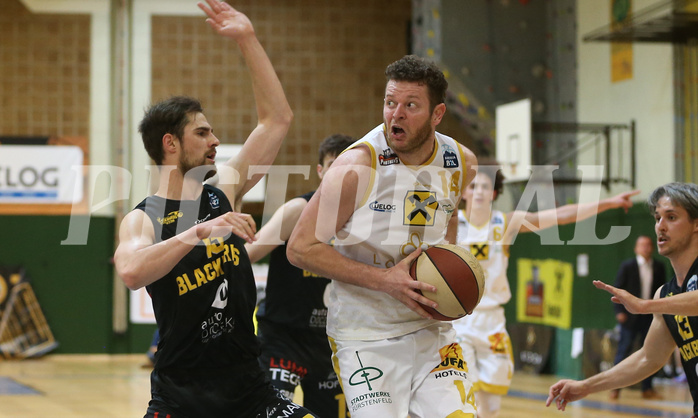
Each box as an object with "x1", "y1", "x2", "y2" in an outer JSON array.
[
  {"x1": 391, "y1": 125, "x2": 405, "y2": 137},
  {"x1": 206, "y1": 152, "x2": 216, "y2": 163}
]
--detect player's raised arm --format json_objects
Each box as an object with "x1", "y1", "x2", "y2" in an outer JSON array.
[
  {"x1": 199, "y1": 0, "x2": 293, "y2": 209},
  {"x1": 506, "y1": 189, "x2": 640, "y2": 241}
]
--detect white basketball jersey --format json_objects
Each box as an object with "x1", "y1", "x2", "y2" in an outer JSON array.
[
  {"x1": 456, "y1": 209, "x2": 511, "y2": 309},
  {"x1": 328, "y1": 124, "x2": 467, "y2": 340}
]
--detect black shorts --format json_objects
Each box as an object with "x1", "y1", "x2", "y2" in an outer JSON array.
[
  {"x1": 258, "y1": 322, "x2": 348, "y2": 418},
  {"x1": 145, "y1": 361, "x2": 319, "y2": 418}
]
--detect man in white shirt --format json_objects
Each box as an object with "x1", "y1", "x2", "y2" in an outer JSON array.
[{"x1": 610, "y1": 235, "x2": 667, "y2": 400}]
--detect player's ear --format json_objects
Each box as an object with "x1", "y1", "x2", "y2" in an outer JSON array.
[
  {"x1": 431, "y1": 103, "x2": 446, "y2": 126},
  {"x1": 316, "y1": 163, "x2": 324, "y2": 179},
  {"x1": 163, "y1": 133, "x2": 177, "y2": 155}
]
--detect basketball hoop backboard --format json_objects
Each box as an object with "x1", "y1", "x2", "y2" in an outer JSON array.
[{"x1": 496, "y1": 99, "x2": 532, "y2": 182}]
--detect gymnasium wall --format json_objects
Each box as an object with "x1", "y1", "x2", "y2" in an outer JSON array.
[
  {"x1": 0, "y1": 1, "x2": 90, "y2": 137},
  {"x1": 146, "y1": 0, "x2": 472, "y2": 205},
  {"x1": 0, "y1": 0, "x2": 472, "y2": 354},
  {"x1": 577, "y1": 0, "x2": 675, "y2": 196}
]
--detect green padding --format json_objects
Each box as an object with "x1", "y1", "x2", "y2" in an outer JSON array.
[{"x1": 0, "y1": 215, "x2": 153, "y2": 354}]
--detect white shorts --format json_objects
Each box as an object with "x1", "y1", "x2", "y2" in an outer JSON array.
[
  {"x1": 452, "y1": 307, "x2": 513, "y2": 395},
  {"x1": 330, "y1": 323, "x2": 478, "y2": 418}
]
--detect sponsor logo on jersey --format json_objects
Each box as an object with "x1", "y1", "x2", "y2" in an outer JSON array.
[
  {"x1": 309, "y1": 308, "x2": 327, "y2": 328},
  {"x1": 688, "y1": 275, "x2": 698, "y2": 292},
  {"x1": 175, "y1": 237, "x2": 240, "y2": 296},
  {"x1": 195, "y1": 213, "x2": 211, "y2": 225},
  {"x1": 348, "y1": 352, "x2": 392, "y2": 413},
  {"x1": 432, "y1": 343, "x2": 469, "y2": 372},
  {"x1": 349, "y1": 352, "x2": 384, "y2": 391},
  {"x1": 488, "y1": 332, "x2": 513, "y2": 356},
  {"x1": 404, "y1": 191, "x2": 439, "y2": 226},
  {"x1": 302, "y1": 269, "x2": 323, "y2": 278},
  {"x1": 442, "y1": 144, "x2": 459, "y2": 168},
  {"x1": 400, "y1": 232, "x2": 425, "y2": 258},
  {"x1": 208, "y1": 191, "x2": 220, "y2": 209},
  {"x1": 470, "y1": 243, "x2": 489, "y2": 260},
  {"x1": 157, "y1": 210, "x2": 183, "y2": 225},
  {"x1": 318, "y1": 371, "x2": 341, "y2": 390},
  {"x1": 439, "y1": 202, "x2": 455, "y2": 216},
  {"x1": 493, "y1": 216, "x2": 504, "y2": 225},
  {"x1": 211, "y1": 279, "x2": 228, "y2": 309},
  {"x1": 269, "y1": 357, "x2": 308, "y2": 387},
  {"x1": 264, "y1": 401, "x2": 303, "y2": 418},
  {"x1": 369, "y1": 201, "x2": 397, "y2": 213},
  {"x1": 378, "y1": 148, "x2": 400, "y2": 166},
  {"x1": 431, "y1": 343, "x2": 469, "y2": 379}
]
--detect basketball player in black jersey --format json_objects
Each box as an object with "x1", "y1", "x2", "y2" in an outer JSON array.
[
  {"x1": 245, "y1": 134, "x2": 354, "y2": 418},
  {"x1": 546, "y1": 182, "x2": 698, "y2": 417},
  {"x1": 113, "y1": 2, "x2": 318, "y2": 417}
]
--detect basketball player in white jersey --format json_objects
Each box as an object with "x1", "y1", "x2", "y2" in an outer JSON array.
[
  {"x1": 288, "y1": 55, "x2": 478, "y2": 417},
  {"x1": 455, "y1": 160, "x2": 638, "y2": 418}
]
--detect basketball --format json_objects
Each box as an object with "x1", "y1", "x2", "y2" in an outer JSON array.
[{"x1": 409, "y1": 244, "x2": 486, "y2": 321}]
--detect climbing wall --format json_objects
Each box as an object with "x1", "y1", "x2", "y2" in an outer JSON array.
[{"x1": 413, "y1": 0, "x2": 579, "y2": 204}]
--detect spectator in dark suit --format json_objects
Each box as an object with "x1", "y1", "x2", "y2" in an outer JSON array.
[{"x1": 610, "y1": 235, "x2": 667, "y2": 400}]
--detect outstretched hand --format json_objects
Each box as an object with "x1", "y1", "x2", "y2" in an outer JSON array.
[
  {"x1": 593, "y1": 280, "x2": 647, "y2": 314},
  {"x1": 379, "y1": 248, "x2": 438, "y2": 319},
  {"x1": 546, "y1": 379, "x2": 587, "y2": 411},
  {"x1": 198, "y1": 0, "x2": 254, "y2": 41},
  {"x1": 609, "y1": 189, "x2": 641, "y2": 213}
]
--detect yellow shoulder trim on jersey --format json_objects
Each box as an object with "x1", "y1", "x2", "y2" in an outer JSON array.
[
  {"x1": 357, "y1": 141, "x2": 376, "y2": 208},
  {"x1": 421, "y1": 136, "x2": 439, "y2": 166},
  {"x1": 401, "y1": 136, "x2": 439, "y2": 170},
  {"x1": 457, "y1": 141, "x2": 468, "y2": 194},
  {"x1": 462, "y1": 208, "x2": 490, "y2": 231}
]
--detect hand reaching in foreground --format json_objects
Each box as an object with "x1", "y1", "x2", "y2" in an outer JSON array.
[
  {"x1": 546, "y1": 379, "x2": 589, "y2": 411},
  {"x1": 593, "y1": 280, "x2": 647, "y2": 314}
]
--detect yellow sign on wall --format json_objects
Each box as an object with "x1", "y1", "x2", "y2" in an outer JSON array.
[
  {"x1": 516, "y1": 258, "x2": 574, "y2": 329},
  {"x1": 611, "y1": 0, "x2": 633, "y2": 82}
]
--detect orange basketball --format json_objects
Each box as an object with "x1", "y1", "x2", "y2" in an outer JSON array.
[{"x1": 409, "y1": 244, "x2": 485, "y2": 321}]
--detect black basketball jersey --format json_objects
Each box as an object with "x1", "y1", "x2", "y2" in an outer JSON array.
[
  {"x1": 136, "y1": 184, "x2": 260, "y2": 371},
  {"x1": 660, "y1": 256, "x2": 698, "y2": 414},
  {"x1": 256, "y1": 191, "x2": 330, "y2": 332}
]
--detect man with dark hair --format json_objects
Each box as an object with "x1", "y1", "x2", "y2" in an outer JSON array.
[
  {"x1": 384, "y1": 55, "x2": 449, "y2": 110},
  {"x1": 609, "y1": 235, "x2": 666, "y2": 400},
  {"x1": 245, "y1": 133, "x2": 355, "y2": 418},
  {"x1": 113, "y1": 2, "x2": 319, "y2": 417},
  {"x1": 138, "y1": 96, "x2": 204, "y2": 165},
  {"x1": 288, "y1": 55, "x2": 479, "y2": 416},
  {"x1": 548, "y1": 182, "x2": 698, "y2": 417},
  {"x1": 455, "y1": 160, "x2": 638, "y2": 418}
]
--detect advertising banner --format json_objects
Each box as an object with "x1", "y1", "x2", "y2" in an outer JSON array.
[
  {"x1": 0, "y1": 145, "x2": 83, "y2": 204},
  {"x1": 516, "y1": 258, "x2": 574, "y2": 329}
]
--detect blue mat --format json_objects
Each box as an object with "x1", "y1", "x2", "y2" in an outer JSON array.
[{"x1": 0, "y1": 376, "x2": 40, "y2": 395}]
